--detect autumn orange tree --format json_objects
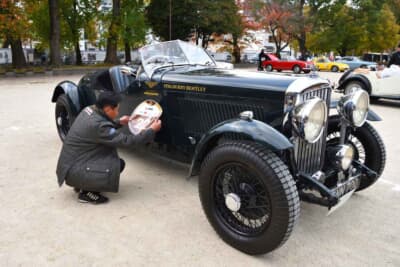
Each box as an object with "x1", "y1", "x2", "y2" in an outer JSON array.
[
  {"x1": 221, "y1": 0, "x2": 260, "y2": 63},
  {"x1": 257, "y1": 1, "x2": 294, "y2": 58},
  {"x1": 0, "y1": 0, "x2": 28, "y2": 68}
]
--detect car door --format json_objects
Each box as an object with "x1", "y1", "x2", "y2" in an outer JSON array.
[
  {"x1": 317, "y1": 59, "x2": 327, "y2": 70},
  {"x1": 376, "y1": 75, "x2": 400, "y2": 96},
  {"x1": 117, "y1": 70, "x2": 166, "y2": 138}
]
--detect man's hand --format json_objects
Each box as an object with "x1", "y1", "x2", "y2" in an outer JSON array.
[
  {"x1": 150, "y1": 119, "x2": 162, "y2": 132},
  {"x1": 118, "y1": 115, "x2": 130, "y2": 125}
]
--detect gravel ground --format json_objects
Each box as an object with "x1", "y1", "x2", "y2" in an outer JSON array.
[{"x1": 0, "y1": 71, "x2": 399, "y2": 266}]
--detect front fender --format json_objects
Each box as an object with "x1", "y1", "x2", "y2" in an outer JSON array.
[
  {"x1": 51, "y1": 81, "x2": 80, "y2": 114},
  {"x1": 189, "y1": 118, "x2": 293, "y2": 176},
  {"x1": 337, "y1": 73, "x2": 372, "y2": 94}
]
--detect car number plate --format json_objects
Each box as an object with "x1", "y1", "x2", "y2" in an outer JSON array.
[{"x1": 327, "y1": 189, "x2": 356, "y2": 216}]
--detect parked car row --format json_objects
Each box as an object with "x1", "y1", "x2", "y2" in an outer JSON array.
[{"x1": 257, "y1": 53, "x2": 380, "y2": 74}]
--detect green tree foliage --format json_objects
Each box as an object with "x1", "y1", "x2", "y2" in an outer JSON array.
[
  {"x1": 146, "y1": 0, "x2": 195, "y2": 41},
  {"x1": 307, "y1": 4, "x2": 365, "y2": 56},
  {"x1": 120, "y1": 0, "x2": 148, "y2": 62},
  {"x1": 104, "y1": 0, "x2": 121, "y2": 64},
  {"x1": 362, "y1": 3, "x2": 400, "y2": 51},
  {"x1": 59, "y1": 0, "x2": 100, "y2": 65},
  {"x1": 307, "y1": 0, "x2": 400, "y2": 55},
  {"x1": 146, "y1": 0, "x2": 241, "y2": 48}
]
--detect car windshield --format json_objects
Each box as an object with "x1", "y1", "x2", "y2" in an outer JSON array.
[{"x1": 140, "y1": 40, "x2": 216, "y2": 77}]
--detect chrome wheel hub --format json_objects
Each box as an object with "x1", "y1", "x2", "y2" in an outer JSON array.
[
  {"x1": 225, "y1": 193, "x2": 241, "y2": 212},
  {"x1": 57, "y1": 117, "x2": 62, "y2": 126}
]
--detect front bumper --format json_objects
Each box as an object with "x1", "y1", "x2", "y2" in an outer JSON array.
[{"x1": 298, "y1": 161, "x2": 377, "y2": 209}]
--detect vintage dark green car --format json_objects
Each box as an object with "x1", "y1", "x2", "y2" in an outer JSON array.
[{"x1": 52, "y1": 40, "x2": 386, "y2": 255}]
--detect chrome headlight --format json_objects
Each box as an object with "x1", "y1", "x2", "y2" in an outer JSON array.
[
  {"x1": 338, "y1": 90, "x2": 369, "y2": 127},
  {"x1": 292, "y1": 98, "x2": 327, "y2": 143},
  {"x1": 328, "y1": 145, "x2": 354, "y2": 171}
]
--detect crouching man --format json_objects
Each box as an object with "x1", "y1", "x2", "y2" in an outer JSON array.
[{"x1": 56, "y1": 91, "x2": 162, "y2": 204}]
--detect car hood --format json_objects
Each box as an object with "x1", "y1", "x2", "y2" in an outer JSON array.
[{"x1": 159, "y1": 67, "x2": 299, "y2": 93}]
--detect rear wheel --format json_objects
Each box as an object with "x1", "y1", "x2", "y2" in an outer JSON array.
[
  {"x1": 199, "y1": 141, "x2": 300, "y2": 255},
  {"x1": 55, "y1": 94, "x2": 75, "y2": 142},
  {"x1": 293, "y1": 65, "x2": 301, "y2": 74},
  {"x1": 265, "y1": 64, "x2": 273, "y2": 72}
]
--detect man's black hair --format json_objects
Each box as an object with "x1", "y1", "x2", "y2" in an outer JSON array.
[{"x1": 96, "y1": 91, "x2": 122, "y2": 109}]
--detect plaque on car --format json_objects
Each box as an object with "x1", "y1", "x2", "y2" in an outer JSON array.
[{"x1": 128, "y1": 99, "x2": 162, "y2": 135}]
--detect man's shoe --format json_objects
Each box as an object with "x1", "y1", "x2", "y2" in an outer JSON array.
[
  {"x1": 73, "y1": 187, "x2": 81, "y2": 193},
  {"x1": 78, "y1": 191, "x2": 109, "y2": 204}
]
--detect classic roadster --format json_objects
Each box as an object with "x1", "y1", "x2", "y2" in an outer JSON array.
[
  {"x1": 313, "y1": 57, "x2": 349, "y2": 72},
  {"x1": 52, "y1": 40, "x2": 386, "y2": 255},
  {"x1": 337, "y1": 68, "x2": 400, "y2": 99},
  {"x1": 260, "y1": 53, "x2": 314, "y2": 73}
]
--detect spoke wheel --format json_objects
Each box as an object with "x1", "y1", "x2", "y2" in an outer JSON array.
[
  {"x1": 199, "y1": 141, "x2": 300, "y2": 255},
  {"x1": 55, "y1": 94, "x2": 75, "y2": 142},
  {"x1": 214, "y1": 163, "x2": 271, "y2": 236}
]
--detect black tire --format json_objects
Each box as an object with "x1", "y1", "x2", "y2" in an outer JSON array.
[
  {"x1": 292, "y1": 65, "x2": 301, "y2": 74},
  {"x1": 265, "y1": 64, "x2": 273, "y2": 72},
  {"x1": 344, "y1": 80, "x2": 368, "y2": 95},
  {"x1": 327, "y1": 118, "x2": 386, "y2": 191},
  {"x1": 55, "y1": 94, "x2": 75, "y2": 142},
  {"x1": 198, "y1": 141, "x2": 300, "y2": 255},
  {"x1": 331, "y1": 65, "x2": 339, "y2": 72}
]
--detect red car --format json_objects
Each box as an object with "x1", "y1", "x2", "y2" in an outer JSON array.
[{"x1": 261, "y1": 53, "x2": 314, "y2": 74}]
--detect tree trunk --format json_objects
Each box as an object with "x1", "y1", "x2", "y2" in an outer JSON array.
[
  {"x1": 124, "y1": 41, "x2": 131, "y2": 63},
  {"x1": 10, "y1": 38, "x2": 27, "y2": 68},
  {"x1": 105, "y1": 0, "x2": 121, "y2": 64},
  {"x1": 75, "y1": 42, "x2": 82, "y2": 65},
  {"x1": 233, "y1": 37, "x2": 241, "y2": 63},
  {"x1": 297, "y1": 33, "x2": 307, "y2": 60},
  {"x1": 49, "y1": 0, "x2": 62, "y2": 66},
  {"x1": 296, "y1": 0, "x2": 307, "y2": 61}
]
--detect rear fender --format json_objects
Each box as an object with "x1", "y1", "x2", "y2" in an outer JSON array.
[
  {"x1": 189, "y1": 118, "x2": 293, "y2": 176},
  {"x1": 51, "y1": 81, "x2": 80, "y2": 114}
]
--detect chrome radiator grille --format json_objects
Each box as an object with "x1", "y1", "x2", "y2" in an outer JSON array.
[{"x1": 294, "y1": 85, "x2": 331, "y2": 174}]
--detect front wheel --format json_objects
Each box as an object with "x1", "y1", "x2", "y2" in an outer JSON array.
[
  {"x1": 55, "y1": 94, "x2": 75, "y2": 142},
  {"x1": 331, "y1": 65, "x2": 339, "y2": 72},
  {"x1": 344, "y1": 80, "x2": 368, "y2": 95},
  {"x1": 293, "y1": 65, "x2": 301, "y2": 74},
  {"x1": 265, "y1": 64, "x2": 273, "y2": 72},
  {"x1": 327, "y1": 118, "x2": 386, "y2": 191},
  {"x1": 199, "y1": 142, "x2": 300, "y2": 255}
]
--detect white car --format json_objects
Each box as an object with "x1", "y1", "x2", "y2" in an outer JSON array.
[{"x1": 337, "y1": 69, "x2": 400, "y2": 99}]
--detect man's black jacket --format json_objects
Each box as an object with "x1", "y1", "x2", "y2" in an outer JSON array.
[{"x1": 56, "y1": 105, "x2": 155, "y2": 192}]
